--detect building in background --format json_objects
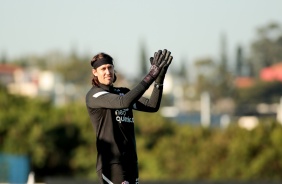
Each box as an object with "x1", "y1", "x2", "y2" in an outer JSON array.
[
  {"x1": 0, "y1": 64, "x2": 66, "y2": 106},
  {"x1": 260, "y1": 62, "x2": 282, "y2": 82},
  {"x1": 0, "y1": 64, "x2": 38, "y2": 97}
]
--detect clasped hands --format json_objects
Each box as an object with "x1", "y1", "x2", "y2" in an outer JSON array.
[{"x1": 148, "y1": 49, "x2": 173, "y2": 82}]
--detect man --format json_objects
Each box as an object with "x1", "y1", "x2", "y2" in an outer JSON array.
[{"x1": 86, "y1": 49, "x2": 173, "y2": 184}]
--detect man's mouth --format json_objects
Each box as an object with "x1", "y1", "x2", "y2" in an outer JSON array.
[{"x1": 105, "y1": 76, "x2": 112, "y2": 80}]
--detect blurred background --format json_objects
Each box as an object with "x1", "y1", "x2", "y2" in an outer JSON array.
[{"x1": 1, "y1": 0, "x2": 282, "y2": 183}]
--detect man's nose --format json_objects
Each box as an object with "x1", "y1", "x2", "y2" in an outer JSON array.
[{"x1": 105, "y1": 69, "x2": 111, "y2": 74}]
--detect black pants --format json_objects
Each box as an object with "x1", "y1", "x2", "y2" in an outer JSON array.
[{"x1": 97, "y1": 163, "x2": 139, "y2": 184}]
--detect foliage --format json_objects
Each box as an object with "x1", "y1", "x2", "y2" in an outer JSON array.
[
  {"x1": 136, "y1": 119, "x2": 282, "y2": 181},
  {"x1": 54, "y1": 52, "x2": 91, "y2": 86},
  {"x1": 0, "y1": 87, "x2": 96, "y2": 179}
]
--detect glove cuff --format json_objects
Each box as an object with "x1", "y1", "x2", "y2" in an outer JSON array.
[{"x1": 143, "y1": 73, "x2": 155, "y2": 84}]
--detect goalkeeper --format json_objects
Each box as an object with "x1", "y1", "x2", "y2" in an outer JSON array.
[{"x1": 86, "y1": 49, "x2": 173, "y2": 184}]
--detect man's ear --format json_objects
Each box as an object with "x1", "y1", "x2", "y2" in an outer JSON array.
[{"x1": 92, "y1": 69, "x2": 97, "y2": 76}]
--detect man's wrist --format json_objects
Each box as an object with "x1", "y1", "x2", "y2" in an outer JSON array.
[{"x1": 143, "y1": 74, "x2": 155, "y2": 84}]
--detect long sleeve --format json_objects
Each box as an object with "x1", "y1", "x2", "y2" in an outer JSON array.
[
  {"x1": 133, "y1": 85, "x2": 163, "y2": 112},
  {"x1": 86, "y1": 81, "x2": 151, "y2": 109}
]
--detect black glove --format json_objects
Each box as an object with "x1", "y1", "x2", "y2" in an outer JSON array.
[
  {"x1": 143, "y1": 50, "x2": 166, "y2": 84},
  {"x1": 150, "y1": 49, "x2": 173, "y2": 84}
]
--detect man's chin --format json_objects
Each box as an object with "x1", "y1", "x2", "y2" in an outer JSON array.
[{"x1": 105, "y1": 80, "x2": 113, "y2": 85}]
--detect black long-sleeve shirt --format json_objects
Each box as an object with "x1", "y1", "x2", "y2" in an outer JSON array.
[{"x1": 85, "y1": 82, "x2": 163, "y2": 171}]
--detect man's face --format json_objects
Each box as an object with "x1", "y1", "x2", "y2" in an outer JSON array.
[{"x1": 92, "y1": 64, "x2": 114, "y2": 85}]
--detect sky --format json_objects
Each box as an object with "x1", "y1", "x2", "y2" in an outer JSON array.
[{"x1": 1, "y1": 0, "x2": 282, "y2": 78}]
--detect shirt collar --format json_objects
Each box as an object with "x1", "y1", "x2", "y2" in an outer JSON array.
[{"x1": 99, "y1": 84, "x2": 114, "y2": 92}]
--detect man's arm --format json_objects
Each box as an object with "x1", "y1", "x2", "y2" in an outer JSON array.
[
  {"x1": 133, "y1": 50, "x2": 173, "y2": 112},
  {"x1": 132, "y1": 85, "x2": 163, "y2": 112}
]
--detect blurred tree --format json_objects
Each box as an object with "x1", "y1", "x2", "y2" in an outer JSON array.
[
  {"x1": 177, "y1": 58, "x2": 189, "y2": 83},
  {"x1": 220, "y1": 33, "x2": 228, "y2": 73},
  {"x1": 192, "y1": 33, "x2": 235, "y2": 100},
  {"x1": 250, "y1": 22, "x2": 282, "y2": 77},
  {"x1": 0, "y1": 51, "x2": 7, "y2": 64},
  {"x1": 213, "y1": 33, "x2": 236, "y2": 98},
  {"x1": 235, "y1": 45, "x2": 244, "y2": 76},
  {"x1": 194, "y1": 58, "x2": 214, "y2": 97},
  {"x1": 55, "y1": 50, "x2": 90, "y2": 85}
]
